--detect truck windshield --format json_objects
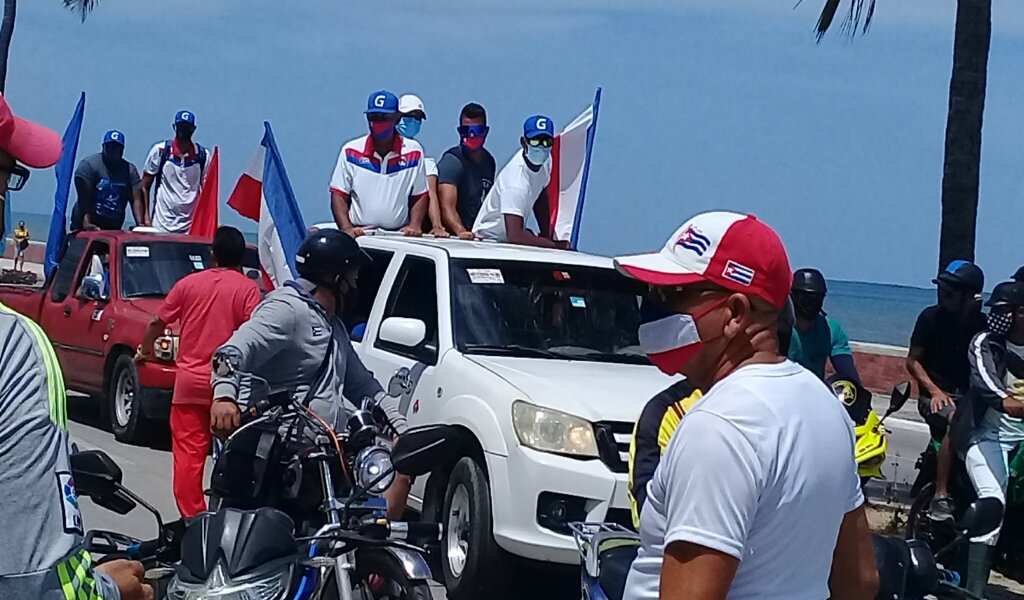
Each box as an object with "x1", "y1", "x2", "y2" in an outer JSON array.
[
  {"x1": 120, "y1": 242, "x2": 213, "y2": 298},
  {"x1": 451, "y1": 260, "x2": 649, "y2": 365}
]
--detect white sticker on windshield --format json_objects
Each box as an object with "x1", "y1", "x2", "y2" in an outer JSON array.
[
  {"x1": 467, "y1": 268, "x2": 504, "y2": 284},
  {"x1": 570, "y1": 296, "x2": 587, "y2": 308},
  {"x1": 125, "y1": 246, "x2": 150, "y2": 258},
  {"x1": 193, "y1": 261, "x2": 205, "y2": 270},
  {"x1": 188, "y1": 254, "x2": 203, "y2": 262}
]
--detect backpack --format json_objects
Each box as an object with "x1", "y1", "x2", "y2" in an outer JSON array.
[{"x1": 153, "y1": 140, "x2": 207, "y2": 199}]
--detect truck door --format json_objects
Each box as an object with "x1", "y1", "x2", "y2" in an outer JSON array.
[{"x1": 43, "y1": 239, "x2": 112, "y2": 392}]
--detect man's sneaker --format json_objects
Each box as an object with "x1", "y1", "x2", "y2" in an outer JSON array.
[{"x1": 930, "y1": 496, "x2": 955, "y2": 522}]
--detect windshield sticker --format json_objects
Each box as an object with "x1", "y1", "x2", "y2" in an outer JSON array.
[
  {"x1": 570, "y1": 296, "x2": 587, "y2": 308},
  {"x1": 188, "y1": 254, "x2": 203, "y2": 262},
  {"x1": 125, "y1": 246, "x2": 150, "y2": 258},
  {"x1": 467, "y1": 268, "x2": 504, "y2": 285},
  {"x1": 554, "y1": 271, "x2": 572, "y2": 281},
  {"x1": 192, "y1": 261, "x2": 205, "y2": 270}
]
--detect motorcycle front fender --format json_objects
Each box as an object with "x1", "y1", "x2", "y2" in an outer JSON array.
[{"x1": 376, "y1": 545, "x2": 433, "y2": 581}]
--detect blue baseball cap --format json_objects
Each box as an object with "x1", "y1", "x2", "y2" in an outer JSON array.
[
  {"x1": 103, "y1": 130, "x2": 125, "y2": 146},
  {"x1": 365, "y1": 91, "x2": 399, "y2": 114},
  {"x1": 174, "y1": 110, "x2": 196, "y2": 126},
  {"x1": 523, "y1": 115, "x2": 555, "y2": 139}
]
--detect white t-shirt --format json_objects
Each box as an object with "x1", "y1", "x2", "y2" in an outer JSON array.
[
  {"x1": 471, "y1": 150, "x2": 551, "y2": 242},
  {"x1": 624, "y1": 360, "x2": 863, "y2": 600},
  {"x1": 424, "y1": 156, "x2": 438, "y2": 179},
  {"x1": 144, "y1": 141, "x2": 206, "y2": 233},
  {"x1": 329, "y1": 135, "x2": 428, "y2": 230}
]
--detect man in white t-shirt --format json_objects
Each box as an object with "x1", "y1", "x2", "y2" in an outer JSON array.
[
  {"x1": 472, "y1": 115, "x2": 567, "y2": 248},
  {"x1": 141, "y1": 110, "x2": 208, "y2": 233},
  {"x1": 613, "y1": 211, "x2": 878, "y2": 600},
  {"x1": 330, "y1": 90, "x2": 428, "y2": 237}
]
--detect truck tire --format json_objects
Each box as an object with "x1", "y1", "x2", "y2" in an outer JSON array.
[
  {"x1": 109, "y1": 354, "x2": 150, "y2": 444},
  {"x1": 441, "y1": 456, "x2": 510, "y2": 600}
]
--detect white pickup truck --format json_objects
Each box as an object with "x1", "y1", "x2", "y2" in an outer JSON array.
[{"x1": 316, "y1": 229, "x2": 676, "y2": 599}]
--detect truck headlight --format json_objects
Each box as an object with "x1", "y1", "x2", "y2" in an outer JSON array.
[{"x1": 512, "y1": 401, "x2": 598, "y2": 458}]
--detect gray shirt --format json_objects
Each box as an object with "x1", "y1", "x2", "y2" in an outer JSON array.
[
  {"x1": 0, "y1": 303, "x2": 120, "y2": 599},
  {"x1": 73, "y1": 152, "x2": 142, "y2": 230}
]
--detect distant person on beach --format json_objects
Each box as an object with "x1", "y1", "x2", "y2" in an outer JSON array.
[
  {"x1": 141, "y1": 110, "x2": 209, "y2": 233},
  {"x1": 71, "y1": 130, "x2": 144, "y2": 231},
  {"x1": 473, "y1": 115, "x2": 568, "y2": 248},
  {"x1": 437, "y1": 102, "x2": 496, "y2": 239},
  {"x1": 787, "y1": 268, "x2": 861, "y2": 384},
  {"x1": 0, "y1": 94, "x2": 152, "y2": 600},
  {"x1": 907, "y1": 259, "x2": 985, "y2": 522},
  {"x1": 396, "y1": 94, "x2": 446, "y2": 237},
  {"x1": 330, "y1": 90, "x2": 429, "y2": 237},
  {"x1": 12, "y1": 220, "x2": 28, "y2": 271},
  {"x1": 137, "y1": 226, "x2": 260, "y2": 518}
]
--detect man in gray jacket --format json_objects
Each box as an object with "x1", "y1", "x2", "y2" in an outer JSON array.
[{"x1": 211, "y1": 229, "x2": 409, "y2": 517}]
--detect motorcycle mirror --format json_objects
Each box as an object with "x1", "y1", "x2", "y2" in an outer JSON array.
[
  {"x1": 392, "y1": 425, "x2": 460, "y2": 477},
  {"x1": 887, "y1": 381, "x2": 911, "y2": 415},
  {"x1": 70, "y1": 450, "x2": 137, "y2": 515},
  {"x1": 959, "y1": 497, "x2": 1003, "y2": 539}
]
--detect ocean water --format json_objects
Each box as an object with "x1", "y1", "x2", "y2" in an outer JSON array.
[{"x1": 6, "y1": 210, "x2": 931, "y2": 347}]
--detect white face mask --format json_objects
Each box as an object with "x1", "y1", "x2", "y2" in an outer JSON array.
[{"x1": 525, "y1": 145, "x2": 551, "y2": 167}]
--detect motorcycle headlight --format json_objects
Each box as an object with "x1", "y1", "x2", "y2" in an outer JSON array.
[
  {"x1": 167, "y1": 563, "x2": 290, "y2": 600},
  {"x1": 355, "y1": 445, "x2": 395, "y2": 494},
  {"x1": 512, "y1": 401, "x2": 598, "y2": 458}
]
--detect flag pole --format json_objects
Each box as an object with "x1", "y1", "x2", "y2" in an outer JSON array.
[{"x1": 570, "y1": 87, "x2": 601, "y2": 250}]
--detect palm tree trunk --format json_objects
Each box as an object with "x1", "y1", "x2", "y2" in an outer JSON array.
[
  {"x1": 0, "y1": 0, "x2": 15, "y2": 94},
  {"x1": 938, "y1": 0, "x2": 991, "y2": 271}
]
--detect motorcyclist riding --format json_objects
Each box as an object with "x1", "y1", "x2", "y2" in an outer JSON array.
[
  {"x1": 788, "y1": 268, "x2": 861, "y2": 384},
  {"x1": 949, "y1": 280, "x2": 1024, "y2": 596},
  {"x1": 210, "y1": 229, "x2": 411, "y2": 519}
]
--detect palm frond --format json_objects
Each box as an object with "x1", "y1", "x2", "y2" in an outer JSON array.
[
  {"x1": 62, "y1": 0, "x2": 100, "y2": 23},
  {"x1": 813, "y1": 0, "x2": 876, "y2": 42}
]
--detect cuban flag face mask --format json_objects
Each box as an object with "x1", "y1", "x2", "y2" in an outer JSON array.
[{"x1": 638, "y1": 296, "x2": 727, "y2": 375}]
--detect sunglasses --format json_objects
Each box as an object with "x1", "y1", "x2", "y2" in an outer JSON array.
[
  {"x1": 526, "y1": 137, "x2": 554, "y2": 148},
  {"x1": 2, "y1": 163, "x2": 29, "y2": 192},
  {"x1": 457, "y1": 125, "x2": 489, "y2": 138}
]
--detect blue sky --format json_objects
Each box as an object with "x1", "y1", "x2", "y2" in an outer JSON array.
[{"x1": 6, "y1": 0, "x2": 1024, "y2": 287}]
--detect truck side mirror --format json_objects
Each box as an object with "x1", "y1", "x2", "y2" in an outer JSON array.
[{"x1": 379, "y1": 317, "x2": 427, "y2": 349}]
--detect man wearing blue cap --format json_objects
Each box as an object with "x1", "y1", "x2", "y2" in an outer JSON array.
[
  {"x1": 330, "y1": 90, "x2": 429, "y2": 237},
  {"x1": 141, "y1": 110, "x2": 209, "y2": 232},
  {"x1": 71, "y1": 129, "x2": 144, "y2": 231},
  {"x1": 472, "y1": 114, "x2": 567, "y2": 248}
]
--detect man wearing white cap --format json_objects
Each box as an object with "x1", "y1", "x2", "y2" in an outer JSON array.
[
  {"x1": 396, "y1": 94, "x2": 446, "y2": 237},
  {"x1": 616, "y1": 212, "x2": 877, "y2": 600}
]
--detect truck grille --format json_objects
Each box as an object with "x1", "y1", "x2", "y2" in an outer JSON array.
[{"x1": 593, "y1": 421, "x2": 633, "y2": 474}]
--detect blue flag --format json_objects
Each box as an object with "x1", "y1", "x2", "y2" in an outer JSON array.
[
  {"x1": 45, "y1": 92, "x2": 86, "y2": 279},
  {"x1": 260, "y1": 122, "x2": 306, "y2": 280}
]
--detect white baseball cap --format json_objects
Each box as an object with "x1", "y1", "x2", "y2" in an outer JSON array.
[{"x1": 398, "y1": 94, "x2": 426, "y2": 119}]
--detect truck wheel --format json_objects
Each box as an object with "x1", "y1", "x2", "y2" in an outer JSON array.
[
  {"x1": 109, "y1": 354, "x2": 149, "y2": 444},
  {"x1": 441, "y1": 456, "x2": 510, "y2": 600}
]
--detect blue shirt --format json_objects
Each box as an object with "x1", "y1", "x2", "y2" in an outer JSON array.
[{"x1": 788, "y1": 315, "x2": 852, "y2": 379}]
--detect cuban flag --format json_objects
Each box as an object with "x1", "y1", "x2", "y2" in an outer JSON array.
[
  {"x1": 549, "y1": 88, "x2": 601, "y2": 250},
  {"x1": 227, "y1": 122, "x2": 307, "y2": 289}
]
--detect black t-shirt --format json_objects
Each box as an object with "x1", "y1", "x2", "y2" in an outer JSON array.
[
  {"x1": 72, "y1": 153, "x2": 141, "y2": 230},
  {"x1": 436, "y1": 145, "x2": 496, "y2": 229},
  {"x1": 909, "y1": 305, "x2": 985, "y2": 397}
]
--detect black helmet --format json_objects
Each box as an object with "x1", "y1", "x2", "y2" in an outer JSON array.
[
  {"x1": 295, "y1": 229, "x2": 370, "y2": 286},
  {"x1": 1013, "y1": 265, "x2": 1024, "y2": 284},
  {"x1": 985, "y1": 281, "x2": 1024, "y2": 309},
  {"x1": 792, "y1": 268, "x2": 827, "y2": 295},
  {"x1": 934, "y1": 260, "x2": 984, "y2": 293}
]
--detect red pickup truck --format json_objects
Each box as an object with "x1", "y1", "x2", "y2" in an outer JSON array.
[{"x1": 0, "y1": 230, "x2": 263, "y2": 443}]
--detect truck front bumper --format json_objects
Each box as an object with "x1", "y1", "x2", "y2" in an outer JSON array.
[{"x1": 137, "y1": 361, "x2": 175, "y2": 420}]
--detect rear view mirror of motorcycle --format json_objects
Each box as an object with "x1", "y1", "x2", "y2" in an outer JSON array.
[
  {"x1": 70, "y1": 450, "x2": 137, "y2": 515},
  {"x1": 959, "y1": 497, "x2": 1004, "y2": 539},
  {"x1": 886, "y1": 381, "x2": 912, "y2": 417},
  {"x1": 392, "y1": 425, "x2": 461, "y2": 477}
]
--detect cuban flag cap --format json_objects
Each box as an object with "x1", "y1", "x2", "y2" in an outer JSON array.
[{"x1": 613, "y1": 211, "x2": 792, "y2": 310}]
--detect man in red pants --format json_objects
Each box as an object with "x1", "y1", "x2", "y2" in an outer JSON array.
[{"x1": 137, "y1": 226, "x2": 261, "y2": 517}]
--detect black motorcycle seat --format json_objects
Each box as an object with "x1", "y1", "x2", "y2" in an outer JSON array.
[{"x1": 599, "y1": 544, "x2": 639, "y2": 600}]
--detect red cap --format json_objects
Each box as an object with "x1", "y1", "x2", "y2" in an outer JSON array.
[
  {"x1": 0, "y1": 93, "x2": 62, "y2": 168},
  {"x1": 614, "y1": 211, "x2": 792, "y2": 309}
]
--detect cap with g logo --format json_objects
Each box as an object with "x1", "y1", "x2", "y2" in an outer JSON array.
[
  {"x1": 174, "y1": 110, "x2": 196, "y2": 126},
  {"x1": 365, "y1": 90, "x2": 399, "y2": 114},
  {"x1": 524, "y1": 115, "x2": 554, "y2": 139},
  {"x1": 103, "y1": 130, "x2": 125, "y2": 147}
]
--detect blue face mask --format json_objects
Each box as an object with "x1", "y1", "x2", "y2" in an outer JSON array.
[
  {"x1": 396, "y1": 117, "x2": 421, "y2": 139},
  {"x1": 525, "y1": 145, "x2": 551, "y2": 167}
]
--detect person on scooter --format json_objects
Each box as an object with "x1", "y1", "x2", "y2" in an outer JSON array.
[
  {"x1": 615, "y1": 212, "x2": 877, "y2": 600},
  {"x1": 950, "y1": 280, "x2": 1024, "y2": 596},
  {"x1": 907, "y1": 260, "x2": 985, "y2": 522},
  {"x1": 210, "y1": 229, "x2": 411, "y2": 519},
  {"x1": 788, "y1": 268, "x2": 861, "y2": 384}
]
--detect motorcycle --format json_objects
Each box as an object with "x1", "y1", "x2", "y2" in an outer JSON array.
[
  {"x1": 169, "y1": 371, "x2": 460, "y2": 600},
  {"x1": 69, "y1": 448, "x2": 186, "y2": 597},
  {"x1": 569, "y1": 497, "x2": 1003, "y2": 600},
  {"x1": 830, "y1": 379, "x2": 912, "y2": 487}
]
